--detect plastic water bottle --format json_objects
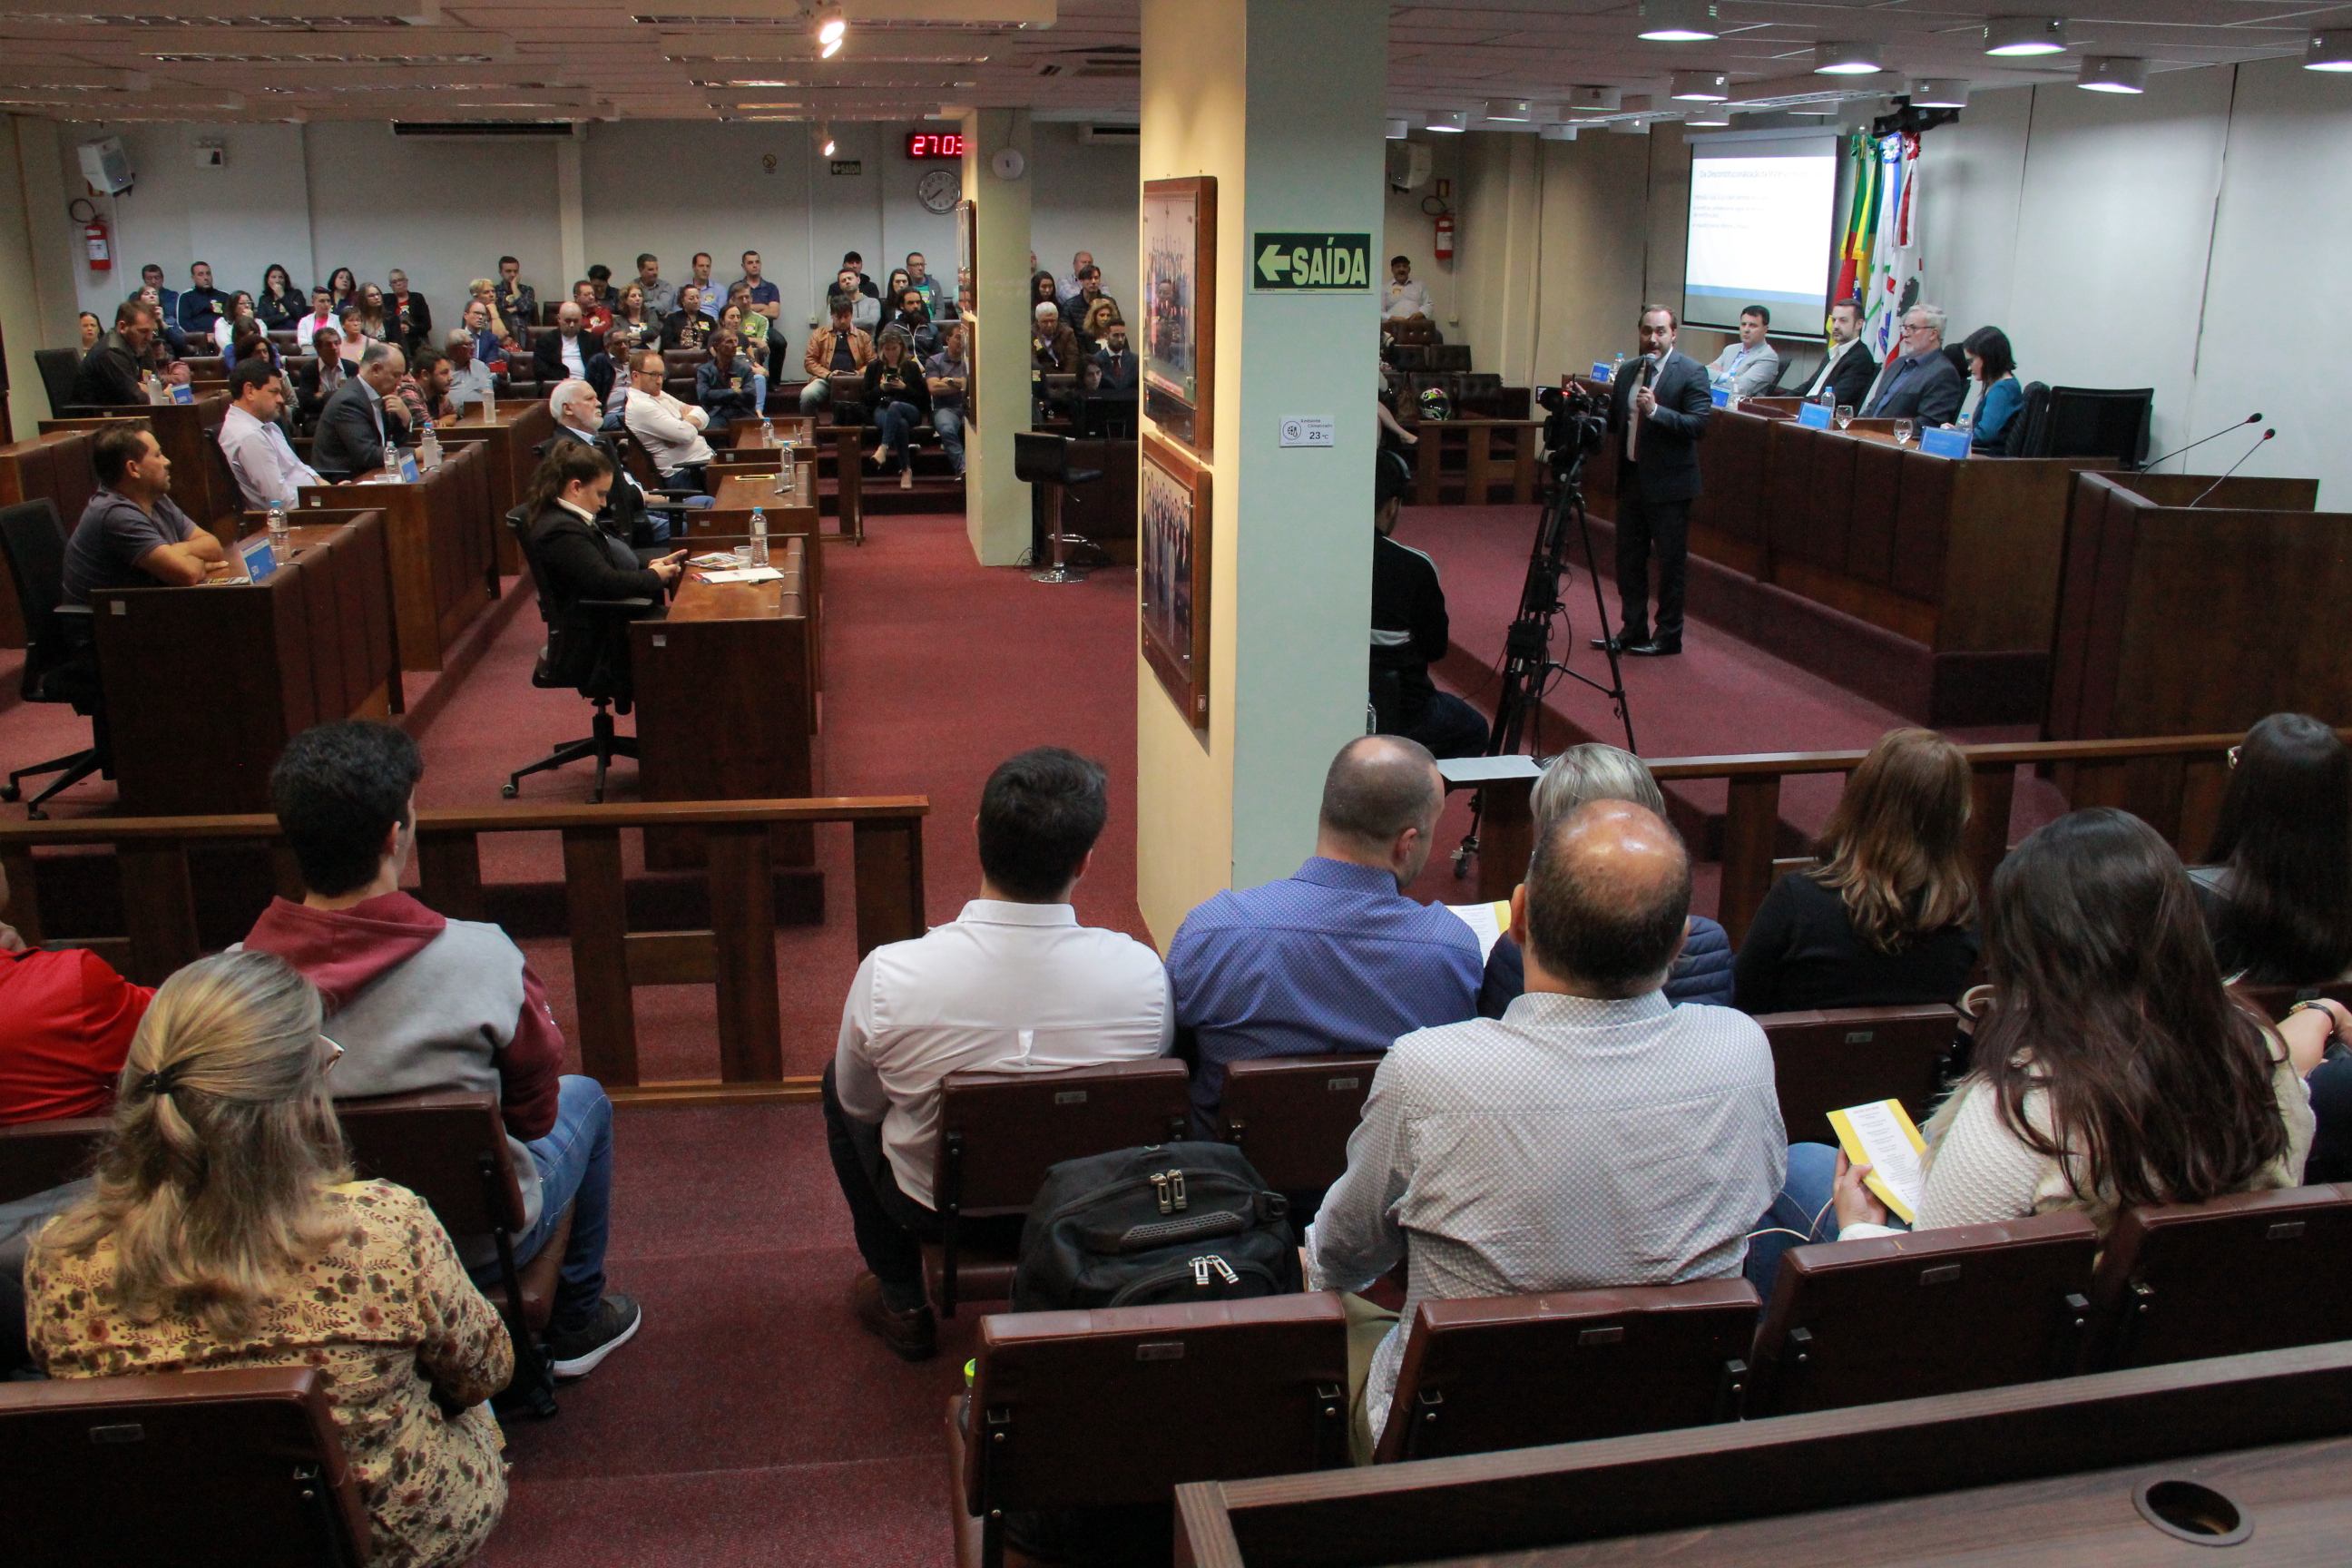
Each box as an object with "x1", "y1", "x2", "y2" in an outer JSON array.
[
  {"x1": 1611, "y1": 352, "x2": 1626, "y2": 384},
  {"x1": 750, "y1": 504, "x2": 769, "y2": 567},
  {"x1": 775, "y1": 440, "x2": 793, "y2": 497},
  {"x1": 760, "y1": 415, "x2": 774, "y2": 448},
  {"x1": 419, "y1": 423, "x2": 442, "y2": 472},
  {"x1": 267, "y1": 503, "x2": 289, "y2": 555}
]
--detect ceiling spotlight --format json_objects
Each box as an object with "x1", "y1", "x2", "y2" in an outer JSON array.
[
  {"x1": 1670, "y1": 70, "x2": 1729, "y2": 101},
  {"x1": 1983, "y1": 16, "x2": 2069, "y2": 56},
  {"x1": 2077, "y1": 55, "x2": 2146, "y2": 93},
  {"x1": 814, "y1": 3, "x2": 846, "y2": 59},
  {"x1": 1538, "y1": 122, "x2": 1579, "y2": 141},
  {"x1": 2305, "y1": 29, "x2": 2352, "y2": 72},
  {"x1": 1386, "y1": 116, "x2": 1409, "y2": 139},
  {"x1": 1906, "y1": 78, "x2": 1971, "y2": 108},
  {"x1": 1567, "y1": 85, "x2": 1622, "y2": 113},
  {"x1": 1814, "y1": 41, "x2": 1886, "y2": 75},
  {"x1": 1638, "y1": 0, "x2": 1719, "y2": 43},
  {"x1": 1426, "y1": 110, "x2": 1469, "y2": 132},
  {"x1": 1484, "y1": 98, "x2": 1530, "y2": 121}
]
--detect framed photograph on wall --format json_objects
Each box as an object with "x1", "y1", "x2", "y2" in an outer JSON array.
[
  {"x1": 1142, "y1": 175, "x2": 1216, "y2": 460},
  {"x1": 956, "y1": 198, "x2": 977, "y2": 426},
  {"x1": 1141, "y1": 432, "x2": 1211, "y2": 730}
]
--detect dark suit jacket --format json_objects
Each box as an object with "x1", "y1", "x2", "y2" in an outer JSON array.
[
  {"x1": 1798, "y1": 340, "x2": 1878, "y2": 407},
  {"x1": 389, "y1": 291, "x2": 432, "y2": 351},
  {"x1": 311, "y1": 377, "x2": 390, "y2": 478},
  {"x1": 543, "y1": 426, "x2": 662, "y2": 549},
  {"x1": 1864, "y1": 349, "x2": 1965, "y2": 425},
  {"x1": 1094, "y1": 348, "x2": 1140, "y2": 392},
  {"x1": 294, "y1": 357, "x2": 346, "y2": 431},
  {"x1": 534, "y1": 328, "x2": 594, "y2": 386},
  {"x1": 1608, "y1": 349, "x2": 1712, "y2": 504},
  {"x1": 524, "y1": 501, "x2": 666, "y2": 698}
]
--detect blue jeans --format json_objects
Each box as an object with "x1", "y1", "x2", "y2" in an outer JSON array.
[
  {"x1": 472, "y1": 1074, "x2": 614, "y2": 1333},
  {"x1": 1743, "y1": 1142, "x2": 1909, "y2": 1301},
  {"x1": 932, "y1": 405, "x2": 965, "y2": 474},
  {"x1": 799, "y1": 378, "x2": 832, "y2": 414},
  {"x1": 874, "y1": 400, "x2": 918, "y2": 467}
]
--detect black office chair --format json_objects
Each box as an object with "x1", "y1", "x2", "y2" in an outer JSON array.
[
  {"x1": 2042, "y1": 386, "x2": 2154, "y2": 466},
  {"x1": 1014, "y1": 430, "x2": 1106, "y2": 584},
  {"x1": 2009, "y1": 381, "x2": 2053, "y2": 457},
  {"x1": 537, "y1": 430, "x2": 693, "y2": 548},
  {"x1": 501, "y1": 505, "x2": 652, "y2": 804},
  {"x1": 0, "y1": 499, "x2": 109, "y2": 818},
  {"x1": 34, "y1": 349, "x2": 83, "y2": 417}
]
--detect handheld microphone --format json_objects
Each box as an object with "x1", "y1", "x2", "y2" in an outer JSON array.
[
  {"x1": 2188, "y1": 428, "x2": 2274, "y2": 507},
  {"x1": 2141, "y1": 412, "x2": 2261, "y2": 472}
]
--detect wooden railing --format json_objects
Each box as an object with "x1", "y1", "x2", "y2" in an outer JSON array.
[{"x1": 0, "y1": 797, "x2": 927, "y2": 1108}]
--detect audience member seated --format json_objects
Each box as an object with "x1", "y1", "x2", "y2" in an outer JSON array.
[
  {"x1": 572, "y1": 279, "x2": 614, "y2": 338},
  {"x1": 1031, "y1": 301, "x2": 1079, "y2": 416},
  {"x1": 1308, "y1": 799, "x2": 1784, "y2": 1461},
  {"x1": 295, "y1": 286, "x2": 338, "y2": 344},
  {"x1": 721, "y1": 286, "x2": 770, "y2": 361},
  {"x1": 2195, "y1": 714, "x2": 2352, "y2": 985},
  {"x1": 1370, "y1": 448, "x2": 1487, "y2": 759},
  {"x1": 25, "y1": 949, "x2": 514, "y2": 1567},
  {"x1": 695, "y1": 330, "x2": 766, "y2": 432},
  {"x1": 924, "y1": 322, "x2": 970, "y2": 478},
  {"x1": 583, "y1": 261, "x2": 616, "y2": 309},
  {"x1": 823, "y1": 747, "x2": 1171, "y2": 1360},
  {"x1": 126, "y1": 283, "x2": 189, "y2": 361},
  {"x1": 1750, "y1": 808, "x2": 2314, "y2": 1292},
  {"x1": 337, "y1": 305, "x2": 370, "y2": 361},
  {"x1": 74, "y1": 309, "x2": 101, "y2": 355},
  {"x1": 1799, "y1": 297, "x2": 1879, "y2": 406},
  {"x1": 70, "y1": 299, "x2": 162, "y2": 407},
  {"x1": 1732, "y1": 727, "x2": 1980, "y2": 1015},
  {"x1": 534, "y1": 301, "x2": 595, "y2": 386},
  {"x1": 296, "y1": 328, "x2": 348, "y2": 428},
  {"x1": 612, "y1": 284, "x2": 657, "y2": 350},
  {"x1": 1860, "y1": 303, "x2": 1965, "y2": 425},
  {"x1": 839, "y1": 250, "x2": 882, "y2": 302},
  {"x1": 225, "y1": 324, "x2": 277, "y2": 373},
  {"x1": 401, "y1": 346, "x2": 456, "y2": 427},
  {"x1": 1955, "y1": 325, "x2": 2024, "y2": 454},
  {"x1": 733, "y1": 249, "x2": 782, "y2": 321},
  {"x1": 827, "y1": 266, "x2": 882, "y2": 333},
  {"x1": 632, "y1": 252, "x2": 675, "y2": 317},
  {"x1": 1384, "y1": 255, "x2": 1431, "y2": 320},
  {"x1": 177, "y1": 260, "x2": 230, "y2": 338},
  {"x1": 903, "y1": 250, "x2": 940, "y2": 315},
  {"x1": 800, "y1": 299, "x2": 874, "y2": 416},
  {"x1": 211, "y1": 291, "x2": 260, "y2": 352},
  {"x1": 1170, "y1": 736, "x2": 1482, "y2": 1130},
  {"x1": 685, "y1": 254, "x2": 722, "y2": 317},
  {"x1": 1062, "y1": 267, "x2": 1113, "y2": 334},
  {"x1": 888, "y1": 288, "x2": 939, "y2": 358},
  {"x1": 1707, "y1": 305, "x2": 1782, "y2": 398},
  {"x1": 385, "y1": 269, "x2": 430, "y2": 352},
  {"x1": 325, "y1": 266, "x2": 358, "y2": 315},
  {"x1": 461, "y1": 296, "x2": 510, "y2": 368},
  {"x1": 443, "y1": 328, "x2": 499, "y2": 417},
  {"x1": 622, "y1": 348, "x2": 715, "y2": 490},
  {"x1": 354, "y1": 283, "x2": 391, "y2": 344},
  {"x1": 1053, "y1": 250, "x2": 1095, "y2": 305},
  {"x1": 492, "y1": 256, "x2": 535, "y2": 339},
  {"x1": 1093, "y1": 316, "x2": 1139, "y2": 393},
  {"x1": 218, "y1": 358, "x2": 322, "y2": 511},
  {"x1": 589, "y1": 328, "x2": 632, "y2": 419},
  {"x1": 242, "y1": 719, "x2": 644, "y2": 1377},
  {"x1": 547, "y1": 380, "x2": 672, "y2": 545},
  {"x1": 311, "y1": 342, "x2": 412, "y2": 480},
  {"x1": 660, "y1": 285, "x2": 714, "y2": 352},
  {"x1": 1482, "y1": 744, "x2": 1736, "y2": 1016},
  {"x1": 1030, "y1": 269, "x2": 1062, "y2": 321},
  {"x1": 137, "y1": 262, "x2": 178, "y2": 330},
  {"x1": 863, "y1": 328, "x2": 930, "y2": 486},
  {"x1": 0, "y1": 854, "x2": 152, "y2": 1375},
  {"x1": 63, "y1": 421, "x2": 226, "y2": 608},
  {"x1": 257, "y1": 262, "x2": 304, "y2": 330}
]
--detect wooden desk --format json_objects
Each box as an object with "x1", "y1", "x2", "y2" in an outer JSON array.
[
  {"x1": 296, "y1": 441, "x2": 495, "y2": 672},
  {"x1": 690, "y1": 469, "x2": 826, "y2": 689},
  {"x1": 1411, "y1": 417, "x2": 1544, "y2": 505},
  {"x1": 39, "y1": 396, "x2": 240, "y2": 545},
  {"x1": 433, "y1": 397, "x2": 555, "y2": 574},
  {"x1": 726, "y1": 416, "x2": 817, "y2": 449},
  {"x1": 90, "y1": 511, "x2": 401, "y2": 816}
]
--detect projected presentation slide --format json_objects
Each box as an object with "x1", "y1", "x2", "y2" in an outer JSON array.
[{"x1": 1684, "y1": 133, "x2": 1838, "y2": 332}]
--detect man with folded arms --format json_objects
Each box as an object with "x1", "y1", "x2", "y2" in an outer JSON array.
[
  {"x1": 1307, "y1": 799, "x2": 1785, "y2": 1461},
  {"x1": 218, "y1": 357, "x2": 321, "y2": 511},
  {"x1": 622, "y1": 349, "x2": 715, "y2": 490},
  {"x1": 63, "y1": 421, "x2": 226, "y2": 607}
]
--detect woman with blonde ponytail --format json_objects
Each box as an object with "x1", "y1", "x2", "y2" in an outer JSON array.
[{"x1": 28, "y1": 950, "x2": 512, "y2": 1568}]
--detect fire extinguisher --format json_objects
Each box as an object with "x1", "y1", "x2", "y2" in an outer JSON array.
[
  {"x1": 72, "y1": 199, "x2": 110, "y2": 272},
  {"x1": 1433, "y1": 213, "x2": 1455, "y2": 262}
]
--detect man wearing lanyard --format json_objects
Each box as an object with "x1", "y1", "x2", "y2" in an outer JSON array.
[{"x1": 1705, "y1": 306, "x2": 1782, "y2": 398}]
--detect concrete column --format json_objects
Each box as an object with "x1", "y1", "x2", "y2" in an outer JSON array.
[
  {"x1": 0, "y1": 114, "x2": 76, "y2": 432},
  {"x1": 960, "y1": 107, "x2": 1034, "y2": 565},
  {"x1": 555, "y1": 132, "x2": 587, "y2": 288},
  {"x1": 1134, "y1": 0, "x2": 1390, "y2": 941}
]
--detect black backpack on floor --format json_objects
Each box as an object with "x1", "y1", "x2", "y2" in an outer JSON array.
[{"x1": 1010, "y1": 1142, "x2": 1300, "y2": 1312}]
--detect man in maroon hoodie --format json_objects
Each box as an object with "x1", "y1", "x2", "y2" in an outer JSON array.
[{"x1": 242, "y1": 720, "x2": 641, "y2": 1377}]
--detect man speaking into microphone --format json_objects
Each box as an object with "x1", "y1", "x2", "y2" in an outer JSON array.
[{"x1": 1596, "y1": 304, "x2": 1713, "y2": 657}]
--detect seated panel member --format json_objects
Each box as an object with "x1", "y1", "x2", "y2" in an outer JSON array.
[
  {"x1": 1169, "y1": 736, "x2": 1482, "y2": 1130},
  {"x1": 1860, "y1": 303, "x2": 1965, "y2": 425},
  {"x1": 548, "y1": 380, "x2": 669, "y2": 546},
  {"x1": 1308, "y1": 799, "x2": 1783, "y2": 1460},
  {"x1": 70, "y1": 299, "x2": 163, "y2": 408},
  {"x1": 517, "y1": 444, "x2": 685, "y2": 702},
  {"x1": 1800, "y1": 297, "x2": 1877, "y2": 406},
  {"x1": 218, "y1": 358, "x2": 322, "y2": 511},
  {"x1": 63, "y1": 422, "x2": 227, "y2": 606},
  {"x1": 1955, "y1": 325, "x2": 2024, "y2": 454},
  {"x1": 825, "y1": 747, "x2": 1171, "y2": 1360},
  {"x1": 1370, "y1": 449, "x2": 1486, "y2": 759},
  {"x1": 310, "y1": 342, "x2": 412, "y2": 481},
  {"x1": 1706, "y1": 305, "x2": 1782, "y2": 398}
]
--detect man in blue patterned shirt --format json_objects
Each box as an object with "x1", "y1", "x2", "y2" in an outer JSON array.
[{"x1": 1169, "y1": 735, "x2": 1482, "y2": 1132}]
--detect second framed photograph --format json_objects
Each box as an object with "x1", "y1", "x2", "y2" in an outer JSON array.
[
  {"x1": 1142, "y1": 175, "x2": 1216, "y2": 460},
  {"x1": 1141, "y1": 432, "x2": 1211, "y2": 731}
]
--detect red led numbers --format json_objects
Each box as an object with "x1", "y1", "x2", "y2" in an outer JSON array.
[{"x1": 905, "y1": 131, "x2": 965, "y2": 160}]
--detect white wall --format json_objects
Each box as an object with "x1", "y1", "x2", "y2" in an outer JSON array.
[
  {"x1": 1382, "y1": 134, "x2": 1462, "y2": 328},
  {"x1": 1028, "y1": 122, "x2": 1140, "y2": 309}
]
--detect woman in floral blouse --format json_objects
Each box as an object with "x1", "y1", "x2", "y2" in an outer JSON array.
[{"x1": 28, "y1": 950, "x2": 512, "y2": 1568}]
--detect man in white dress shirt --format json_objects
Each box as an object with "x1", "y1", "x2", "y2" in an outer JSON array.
[
  {"x1": 824, "y1": 747, "x2": 1172, "y2": 1361},
  {"x1": 1384, "y1": 256, "x2": 1432, "y2": 321},
  {"x1": 620, "y1": 349, "x2": 715, "y2": 488},
  {"x1": 217, "y1": 358, "x2": 322, "y2": 510}
]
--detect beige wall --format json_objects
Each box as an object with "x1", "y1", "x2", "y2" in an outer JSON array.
[
  {"x1": 962, "y1": 107, "x2": 1035, "y2": 565},
  {"x1": 2, "y1": 115, "x2": 75, "y2": 436},
  {"x1": 1381, "y1": 133, "x2": 1461, "y2": 327}
]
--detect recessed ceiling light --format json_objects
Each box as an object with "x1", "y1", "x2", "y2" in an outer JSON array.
[
  {"x1": 1637, "y1": 0, "x2": 1718, "y2": 43},
  {"x1": 1484, "y1": 98, "x2": 1531, "y2": 121},
  {"x1": 1684, "y1": 103, "x2": 1732, "y2": 125},
  {"x1": 2305, "y1": 29, "x2": 2352, "y2": 72},
  {"x1": 1670, "y1": 70, "x2": 1728, "y2": 101},
  {"x1": 2077, "y1": 55, "x2": 2146, "y2": 93},
  {"x1": 1426, "y1": 110, "x2": 1469, "y2": 132},
  {"x1": 1984, "y1": 16, "x2": 2070, "y2": 57},
  {"x1": 1906, "y1": 78, "x2": 1970, "y2": 108},
  {"x1": 1814, "y1": 41, "x2": 1886, "y2": 76},
  {"x1": 1385, "y1": 116, "x2": 1408, "y2": 139},
  {"x1": 1566, "y1": 85, "x2": 1622, "y2": 113}
]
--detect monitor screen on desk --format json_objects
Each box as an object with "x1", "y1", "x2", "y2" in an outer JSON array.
[
  {"x1": 240, "y1": 536, "x2": 278, "y2": 582},
  {"x1": 1082, "y1": 394, "x2": 1139, "y2": 440}
]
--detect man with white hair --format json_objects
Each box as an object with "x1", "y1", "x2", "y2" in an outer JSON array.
[
  {"x1": 546, "y1": 380, "x2": 671, "y2": 545},
  {"x1": 443, "y1": 328, "x2": 499, "y2": 416},
  {"x1": 1860, "y1": 303, "x2": 1964, "y2": 424}
]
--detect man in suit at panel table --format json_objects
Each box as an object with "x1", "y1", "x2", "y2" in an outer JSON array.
[
  {"x1": 546, "y1": 379, "x2": 671, "y2": 549},
  {"x1": 1594, "y1": 304, "x2": 1712, "y2": 659},
  {"x1": 311, "y1": 341, "x2": 412, "y2": 480},
  {"x1": 1859, "y1": 303, "x2": 1965, "y2": 425},
  {"x1": 1798, "y1": 297, "x2": 1878, "y2": 407}
]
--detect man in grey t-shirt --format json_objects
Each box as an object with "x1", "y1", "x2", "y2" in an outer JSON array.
[{"x1": 62, "y1": 421, "x2": 223, "y2": 610}]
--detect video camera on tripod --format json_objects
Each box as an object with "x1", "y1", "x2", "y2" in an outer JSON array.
[{"x1": 1535, "y1": 380, "x2": 1609, "y2": 472}]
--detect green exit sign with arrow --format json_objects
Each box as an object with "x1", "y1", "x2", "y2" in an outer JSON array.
[{"x1": 1252, "y1": 232, "x2": 1374, "y2": 291}]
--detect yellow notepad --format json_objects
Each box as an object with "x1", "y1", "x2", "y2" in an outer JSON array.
[{"x1": 1825, "y1": 1099, "x2": 1929, "y2": 1225}]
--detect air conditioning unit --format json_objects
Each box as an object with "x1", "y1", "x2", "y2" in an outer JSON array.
[
  {"x1": 1387, "y1": 140, "x2": 1432, "y2": 192},
  {"x1": 78, "y1": 136, "x2": 133, "y2": 194},
  {"x1": 1077, "y1": 122, "x2": 1139, "y2": 145}
]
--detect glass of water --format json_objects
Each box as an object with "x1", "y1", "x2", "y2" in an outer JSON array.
[
  {"x1": 1835, "y1": 405, "x2": 1855, "y2": 430},
  {"x1": 1893, "y1": 418, "x2": 1916, "y2": 446}
]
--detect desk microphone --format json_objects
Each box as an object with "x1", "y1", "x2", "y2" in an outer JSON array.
[
  {"x1": 2141, "y1": 412, "x2": 2261, "y2": 471},
  {"x1": 2188, "y1": 428, "x2": 2274, "y2": 507}
]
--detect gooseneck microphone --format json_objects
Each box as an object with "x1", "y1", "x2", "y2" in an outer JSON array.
[
  {"x1": 2141, "y1": 411, "x2": 2261, "y2": 472},
  {"x1": 2189, "y1": 427, "x2": 2275, "y2": 507}
]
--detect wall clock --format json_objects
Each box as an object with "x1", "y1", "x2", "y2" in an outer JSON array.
[{"x1": 917, "y1": 167, "x2": 960, "y2": 213}]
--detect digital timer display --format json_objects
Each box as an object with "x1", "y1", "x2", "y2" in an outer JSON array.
[{"x1": 906, "y1": 131, "x2": 965, "y2": 160}]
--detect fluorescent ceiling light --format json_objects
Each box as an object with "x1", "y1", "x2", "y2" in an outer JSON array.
[
  {"x1": 1566, "y1": 85, "x2": 1622, "y2": 113},
  {"x1": 2077, "y1": 55, "x2": 2146, "y2": 93},
  {"x1": 814, "y1": 3, "x2": 845, "y2": 57},
  {"x1": 1906, "y1": 78, "x2": 1970, "y2": 108},
  {"x1": 1637, "y1": 0, "x2": 1718, "y2": 43},
  {"x1": 2306, "y1": 29, "x2": 2352, "y2": 72},
  {"x1": 1984, "y1": 16, "x2": 2069, "y2": 57},
  {"x1": 1484, "y1": 98, "x2": 1530, "y2": 121},
  {"x1": 1670, "y1": 70, "x2": 1728, "y2": 101},
  {"x1": 1538, "y1": 122, "x2": 1578, "y2": 141},
  {"x1": 1385, "y1": 116, "x2": 1408, "y2": 139},
  {"x1": 1683, "y1": 103, "x2": 1732, "y2": 125},
  {"x1": 1609, "y1": 118, "x2": 1651, "y2": 135},
  {"x1": 1426, "y1": 110, "x2": 1469, "y2": 132},
  {"x1": 1814, "y1": 41, "x2": 1885, "y2": 76}
]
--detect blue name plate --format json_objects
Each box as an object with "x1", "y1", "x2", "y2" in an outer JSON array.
[
  {"x1": 1919, "y1": 425, "x2": 1972, "y2": 459},
  {"x1": 1710, "y1": 385, "x2": 1731, "y2": 408},
  {"x1": 1798, "y1": 400, "x2": 1834, "y2": 429},
  {"x1": 396, "y1": 451, "x2": 420, "y2": 483},
  {"x1": 1591, "y1": 361, "x2": 1614, "y2": 384},
  {"x1": 170, "y1": 383, "x2": 195, "y2": 405}
]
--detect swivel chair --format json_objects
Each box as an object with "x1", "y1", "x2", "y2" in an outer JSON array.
[
  {"x1": 0, "y1": 499, "x2": 109, "y2": 818},
  {"x1": 501, "y1": 505, "x2": 653, "y2": 804},
  {"x1": 1014, "y1": 430, "x2": 1106, "y2": 584},
  {"x1": 34, "y1": 349, "x2": 83, "y2": 417}
]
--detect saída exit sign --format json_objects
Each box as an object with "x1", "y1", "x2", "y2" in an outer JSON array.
[{"x1": 1251, "y1": 232, "x2": 1373, "y2": 291}]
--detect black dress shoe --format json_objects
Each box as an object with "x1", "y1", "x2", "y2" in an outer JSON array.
[
  {"x1": 1591, "y1": 634, "x2": 1643, "y2": 653},
  {"x1": 1623, "y1": 638, "x2": 1682, "y2": 657}
]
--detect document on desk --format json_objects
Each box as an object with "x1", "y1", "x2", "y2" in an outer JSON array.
[
  {"x1": 699, "y1": 566, "x2": 788, "y2": 583},
  {"x1": 1825, "y1": 1098, "x2": 1929, "y2": 1224},
  {"x1": 1445, "y1": 900, "x2": 1514, "y2": 960},
  {"x1": 689, "y1": 553, "x2": 740, "y2": 569}
]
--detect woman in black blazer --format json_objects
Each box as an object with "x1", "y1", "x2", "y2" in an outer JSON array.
[{"x1": 522, "y1": 443, "x2": 686, "y2": 700}]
